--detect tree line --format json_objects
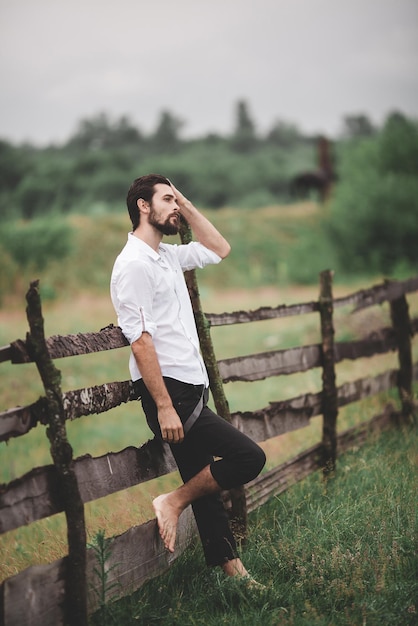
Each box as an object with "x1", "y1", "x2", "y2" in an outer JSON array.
[
  {"x1": 0, "y1": 100, "x2": 378, "y2": 220},
  {"x1": 0, "y1": 101, "x2": 417, "y2": 282}
]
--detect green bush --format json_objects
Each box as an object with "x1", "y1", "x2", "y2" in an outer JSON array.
[
  {"x1": 325, "y1": 113, "x2": 418, "y2": 275},
  {"x1": 0, "y1": 216, "x2": 74, "y2": 271},
  {"x1": 0, "y1": 247, "x2": 18, "y2": 304}
]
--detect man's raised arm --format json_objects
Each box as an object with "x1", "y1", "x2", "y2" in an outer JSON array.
[{"x1": 171, "y1": 183, "x2": 231, "y2": 259}]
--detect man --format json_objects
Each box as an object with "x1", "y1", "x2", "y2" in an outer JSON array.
[{"x1": 110, "y1": 174, "x2": 266, "y2": 580}]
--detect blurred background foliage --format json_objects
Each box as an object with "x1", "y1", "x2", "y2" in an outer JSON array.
[
  {"x1": 324, "y1": 112, "x2": 418, "y2": 275},
  {"x1": 0, "y1": 101, "x2": 417, "y2": 304}
]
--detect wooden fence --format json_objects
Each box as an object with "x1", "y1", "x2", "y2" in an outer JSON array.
[{"x1": 0, "y1": 271, "x2": 417, "y2": 626}]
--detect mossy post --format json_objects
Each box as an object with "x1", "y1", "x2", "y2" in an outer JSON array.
[
  {"x1": 180, "y1": 223, "x2": 248, "y2": 541},
  {"x1": 389, "y1": 287, "x2": 415, "y2": 423},
  {"x1": 25, "y1": 280, "x2": 87, "y2": 626},
  {"x1": 319, "y1": 270, "x2": 338, "y2": 477}
]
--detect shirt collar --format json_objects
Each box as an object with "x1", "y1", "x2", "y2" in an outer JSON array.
[{"x1": 127, "y1": 232, "x2": 163, "y2": 261}]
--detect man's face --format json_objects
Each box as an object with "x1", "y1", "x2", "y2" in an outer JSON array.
[{"x1": 148, "y1": 183, "x2": 180, "y2": 236}]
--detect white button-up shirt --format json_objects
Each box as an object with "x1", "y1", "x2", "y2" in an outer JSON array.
[{"x1": 110, "y1": 233, "x2": 221, "y2": 385}]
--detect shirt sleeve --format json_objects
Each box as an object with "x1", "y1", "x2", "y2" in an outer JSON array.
[
  {"x1": 173, "y1": 241, "x2": 222, "y2": 271},
  {"x1": 114, "y1": 260, "x2": 157, "y2": 344}
]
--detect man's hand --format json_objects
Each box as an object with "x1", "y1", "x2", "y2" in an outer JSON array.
[
  {"x1": 169, "y1": 181, "x2": 188, "y2": 207},
  {"x1": 158, "y1": 406, "x2": 184, "y2": 444}
]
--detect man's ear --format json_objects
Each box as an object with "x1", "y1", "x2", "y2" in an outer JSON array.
[{"x1": 137, "y1": 198, "x2": 149, "y2": 213}]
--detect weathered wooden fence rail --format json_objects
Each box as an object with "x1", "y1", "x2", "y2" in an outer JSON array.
[{"x1": 0, "y1": 273, "x2": 417, "y2": 626}]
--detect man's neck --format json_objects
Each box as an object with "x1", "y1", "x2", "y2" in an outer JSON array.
[{"x1": 133, "y1": 224, "x2": 162, "y2": 252}]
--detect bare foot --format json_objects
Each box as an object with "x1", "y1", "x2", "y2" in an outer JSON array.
[
  {"x1": 222, "y1": 558, "x2": 249, "y2": 577},
  {"x1": 152, "y1": 493, "x2": 181, "y2": 553},
  {"x1": 222, "y1": 558, "x2": 266, "y2": 589}
]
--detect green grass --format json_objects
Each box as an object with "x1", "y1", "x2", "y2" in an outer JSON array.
[
  {"x1": 0, "y1": 203, "x2": 417, "y2": 590},
  {"x1": 2, "y1": 202, "x2": 410, "y2": 308},
  {"x1": 92, "y1": 425, "x2": 418, "y2": 626},
  {"x1": 0, "y1": 285, "x2": 417, "y2": 582}
]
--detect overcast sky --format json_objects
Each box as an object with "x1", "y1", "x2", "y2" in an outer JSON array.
[{"x1": 1, "y1": 0, "x2": 417, "y2": 146}]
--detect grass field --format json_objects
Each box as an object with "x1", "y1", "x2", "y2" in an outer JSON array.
[
  {"x1": 1, "y1": 284, "x2": 416, "y2": 584},
  {"x1": 91, "y1": 425, "x2": 417, "y2": 626},
  {"x1": 0, "y1": 203, "x2": 417, "y2": 595}
]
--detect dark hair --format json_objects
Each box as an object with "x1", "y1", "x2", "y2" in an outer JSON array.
[{"x1": 126, "y1": 174, "x2": 170, "y2": 230}]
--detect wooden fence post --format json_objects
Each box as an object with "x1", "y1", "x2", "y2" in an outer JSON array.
[
  {"x1": 25, "y1": 281, "x2": 88, "y2": 626},
  {"x1": 319, "y1": 270, "x2": 338, "y2": 476},
  {"x1": 389, "y1": 288, "x2": 415, "y2": 422},
  {"x1": 180, "y1": 223, "x2": 248, "y2": 541}
]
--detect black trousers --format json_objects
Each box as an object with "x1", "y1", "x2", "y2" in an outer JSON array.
[{"x1": 135, "y1": 377, "x2": 266, "y2": 567}]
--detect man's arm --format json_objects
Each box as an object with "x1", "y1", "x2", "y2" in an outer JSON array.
[
  {"x1": 132, "y1": 332, "x2": 184, "y2": 443},
  {"x1": 171, "y1": 182, "x2": 231, "y2": 259}
]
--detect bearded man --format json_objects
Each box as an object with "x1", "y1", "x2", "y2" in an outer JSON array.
[{"x1": 110, "y1": 174, "x2": 265, "y2": 581}]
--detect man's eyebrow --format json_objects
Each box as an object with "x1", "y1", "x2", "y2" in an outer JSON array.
[{"x1": 162, "y1": 193, "x2": 175, "y2": 199}]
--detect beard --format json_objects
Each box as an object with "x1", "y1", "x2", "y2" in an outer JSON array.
[{"x1": 149, "y1": 206, "x2": 180, "y2": 236}]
